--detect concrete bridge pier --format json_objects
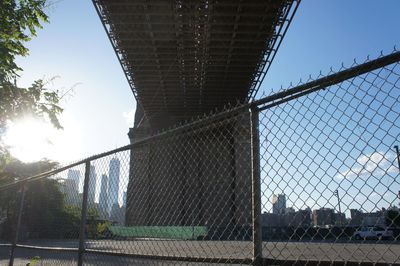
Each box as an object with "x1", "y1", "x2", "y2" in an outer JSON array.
[{"x1": 125, "y1": 108, "x2": 253, "y2": 239}]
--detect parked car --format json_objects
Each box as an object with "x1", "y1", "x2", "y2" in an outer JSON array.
[{"x1": 352, "y1": 226, "x2": 393, "y2": 240}]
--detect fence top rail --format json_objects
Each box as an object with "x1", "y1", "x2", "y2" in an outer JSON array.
[
  {"x1": 0, "y1": 50, "x2": 399, "y2": 191},
  {"x1": 252, "y1": 49, "x2": 400, "y2": 109}
]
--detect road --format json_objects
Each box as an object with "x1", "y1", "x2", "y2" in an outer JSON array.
[{"x1": 1, "y1": 239, "x2": 399, "y2": 265}]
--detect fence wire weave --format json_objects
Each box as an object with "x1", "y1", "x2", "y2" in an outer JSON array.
[
  {"x1": 0, "y1": 50, "x2": 399, "y2": 265},
  {"x1": 259, "y1": 51, "x2": 400, "y2": 265}
]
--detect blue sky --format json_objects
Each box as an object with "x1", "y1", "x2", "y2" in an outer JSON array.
[
  {"x1": 13, "y1": 0, "x2": 135, "y2": 163},
  {"x1": 8, "y1": 0, "x2": 400, "y2": 213},
  {"x1": 262, "y1": 0, "x2": 400, "y2": 94},
  {"x1": 12, "y1": 0, "x2": 400, "y2": 163},
  {"x1": 259, "y1": 63, "x2": 400, "y2": 215}
]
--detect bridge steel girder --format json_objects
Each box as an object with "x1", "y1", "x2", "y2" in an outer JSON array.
[{"x1": 92, "y1": 0, "x2": 300, "y2": 131}]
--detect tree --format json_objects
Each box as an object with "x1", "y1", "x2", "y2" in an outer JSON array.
[
  {"x1": 0, "y1": 1, "x2": 74, "y2": 241},
  {"x1": 23, "y1": 177, "x2": 65, "y2": 238},
  {"x1": 0, "y1": 79, "x2": 63, "y2": 130},
  {"x1": 0, "y1": 159, "x2": 102, "y2": 240},
  {"x1": 0, "y1": 0, "x2": 63, "y2": 168},
  {"x1": 0, "y1": 0, "x2": 48, "y2": 81},
  {"x1": 0, "y1": 0, "x2": 62, "y2": 132},
  {"x1": 0, "y1": 159, "x2": 59, "y2": 240}
]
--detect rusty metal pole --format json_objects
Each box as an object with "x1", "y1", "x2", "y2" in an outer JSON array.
[
  {"x1": 78, "y1": 161, "x2": 91, "y2": 266},
  {"x1": 250, "y1": 107, "x2": 262, "y2": 266},
  {"x1": 9, "y1": 182, "x2": 26, "y2": 266}
]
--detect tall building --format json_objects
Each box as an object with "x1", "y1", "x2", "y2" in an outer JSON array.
[
  {"x1": 122, "y1": 191, "x2": 127, "y2": 207},
  {"x1": 67, "y1": 169, "x2": 81, "y2": 191},
  {"x1": 65, "y1": 169, "x2": 81, "y2": 205},
  {"x1": 107, "y1": 158, "x2": 121, "y2": 215},
  {"x1": 312, "y1": 208, "x2": 335, "y2": 226},
  {"x1": 99, "y1": 174, "x2": 108, "y2": 219},
  {"x1": 88, "y1": 165, "x2": 97, "y2": 207},
  {"x1": 272, "y1": 194, "x2": 286, "y2": 214}
]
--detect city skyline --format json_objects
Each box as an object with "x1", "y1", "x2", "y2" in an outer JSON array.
[
  {"x1": 264, "y1": 193, "x2": 399, "y2": 228},
  {"x1": 60, "y1": 157, "x2": 128, "y2": 209}
]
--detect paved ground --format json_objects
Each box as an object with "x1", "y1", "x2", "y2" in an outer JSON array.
[
  {"x1": 1, "y1": 239, "x2": 400, "y2": 265},
  {"x1": 0, "y1": 247, "x2": 226, "y2": 266}
]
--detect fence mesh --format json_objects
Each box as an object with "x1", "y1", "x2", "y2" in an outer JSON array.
[
  {"x1": 0, "y1": 51, "x2": 399, "y2": 265},
  {"x1": 259, "y1": 54, "x2": 400, "y2": 264},
  {"x1": 0, "y1": 184, "x2": 18, "y2": 264},
  {"x1": 0, "y1": 185, "x2": 18, "y2": 245}
]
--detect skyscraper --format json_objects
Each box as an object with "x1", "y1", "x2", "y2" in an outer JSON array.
[
  {"x1": 88, "y1": 164, "x2": 97, "y2": 207},
  {"x1": 65, "y1": 169, "x2": 81, "y2": 205},
  {"x1": 107, "y1": 158, "x2": 121, "y2": 215},
  {"x1": 99, "y1": 174, "x2": 108, "y2": 219},
  {"x1": 122, "y1": 191, "x2": 127, "y2": 207},
  {"x1": 67, "y1": 169, "x2": 81, "y2": 192},
  {"x1": 272, "y1": 194, "x2": 286, "y2": 214}
]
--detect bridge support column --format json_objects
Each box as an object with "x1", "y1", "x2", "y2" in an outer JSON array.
[{"x1": 126, "y1": 110, "x2": 254, "y2": 240}]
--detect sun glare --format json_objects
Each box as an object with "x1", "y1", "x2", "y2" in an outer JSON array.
[
  {"x1": 4, "y1": 117, "x2": 56, "y2": 162},
  {"x1": 3, "y1": 115, "x2": 81, "y2": 163}
]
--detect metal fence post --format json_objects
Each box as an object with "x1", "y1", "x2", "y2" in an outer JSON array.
[
  {"x1": 9, "y1": 182, "x2": 26, "y2": 266},
  {"x1": 78, "y1": 161, "x2": 91, "y2": 266},
  {"x1": 394, "y1": 145, "x2": 400, "y2": 173},
  {"x1": 250, "y1": 107, "x2": 262, "y2": 266}
]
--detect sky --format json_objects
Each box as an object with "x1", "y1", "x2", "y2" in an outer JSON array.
[
  {"x1": 11, "y1": 0, "x2": 136, "y2": 163},
  {"x1": 8, "y1": 0, "x2": 400, "y2": 164},
  {"x1": 4, "y1": 1, "x2": 400, "y2": 212}
]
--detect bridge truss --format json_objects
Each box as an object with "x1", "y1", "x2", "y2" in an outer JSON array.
[{"x1": 93, "y1": 0, "x2": 300, "y2": 128}]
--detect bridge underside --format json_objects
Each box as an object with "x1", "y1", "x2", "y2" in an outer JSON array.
[
  {"x1": 93, "y1": 0, "x2": 299, "y2": 231},
  {"x1": 94, "y1": 0, "x2": 298, "y2": 130}
]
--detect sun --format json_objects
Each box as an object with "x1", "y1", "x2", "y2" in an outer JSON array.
[
  {"x1": 3, "y1": 117, "x2": 56, "y2": 162},
  {"x1": 3, "y1": 115, "x2": 81, "y2": 163}
]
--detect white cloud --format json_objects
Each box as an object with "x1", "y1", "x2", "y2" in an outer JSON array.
[
  {"x1": 122, "y1": 109, "x2": 135, "y2": 126},
  {"x1": 336, "y1": 151, "x2": 397, "y2": 179}
]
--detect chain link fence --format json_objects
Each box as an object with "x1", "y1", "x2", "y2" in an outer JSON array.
[
  {"x1": 0, "y1": 50, "x2": 399, "y2": 265},
  {"x1": 259, "y1": 50, "x2": 400, "y2": 265}
]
